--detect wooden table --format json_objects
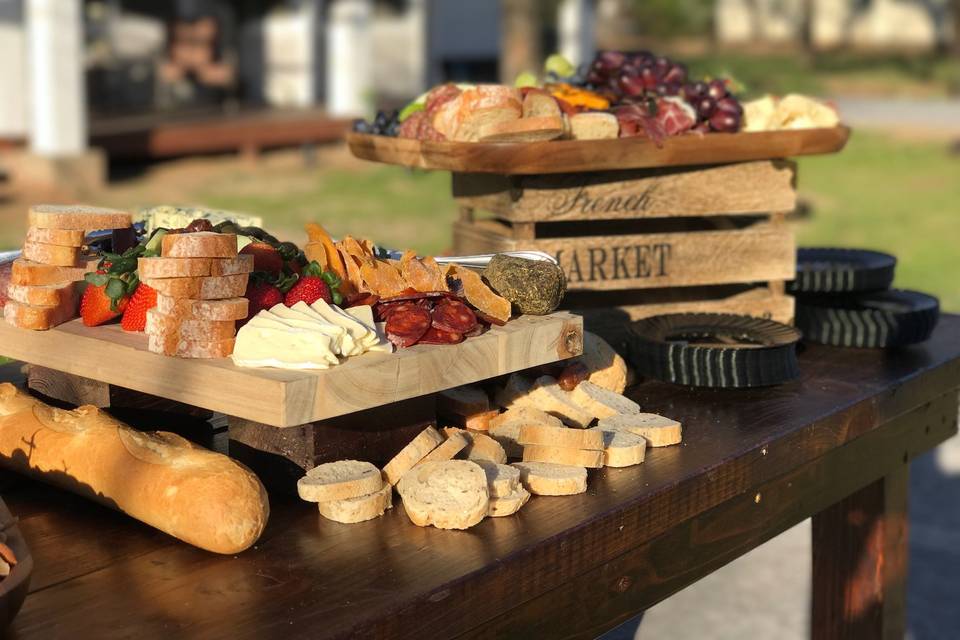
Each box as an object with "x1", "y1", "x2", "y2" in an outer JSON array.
[{"x1": 4, "y1": 315, "x2": 959, "y2": 639}]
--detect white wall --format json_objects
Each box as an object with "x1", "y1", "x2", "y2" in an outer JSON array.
[{"x1": 0, "y1": 0, "x2": 27, "y2": 139}]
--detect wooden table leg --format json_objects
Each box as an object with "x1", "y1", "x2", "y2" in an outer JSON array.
[{"x1": 811, "y1": 465, "x2": 909, "y2": 639}]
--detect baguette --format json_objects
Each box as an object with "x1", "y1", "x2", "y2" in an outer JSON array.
[
  {"x1": 155, "y1": 294, "x2": 248, "y2": 321},
  {"x1": 297, "y1": 460, "x2": 383, "y2": 502},
  {"x1": 161, "y1": 232, "x2": 237, "y2": 258},
  {"x1": 488, "y1": 486, "x2": 530, "y2": 517},
  {"x1": 437, "y1": 385, "x2": 490, "y2": 416},
  {"x1": 4, "y1": 299, "x2": 77, "y2": 331},
  {"x1": 138, "y1": 255, "x2": 254, "y2": 279},
  {"x1": 382, "y1": 426, "x2": 444, "y2": 485},
  {"x1": 318, "y1": 483, "x2": 393, "y2": 524},
  {"x1": 22, "y1": 241, "x2": 81, "y2": 267},
  {"x1": 143, "y1": 274, "x2": 248, "y2": 300},
  {"x1": 570, "y1": 381, "x2": 641, "y2": 419},
  {"x1": 397, "y1": 460, "x2": 489, "y2": 530},
  {"x1": 0, "y1": 401, "x2": 268, "y2": 554},
  {"x1": 147, "y1": 333, "x2": 235, "y2": 359},
  {"x1": 25, "y1": 226, "x2": 86, "y2": 247},
  {"x1": 0, "y1": 383, "x2": 41, "y2": 416},
  {"x1": 518, "y1": 423, "x2": 604, "y2": 450},
  {"x1": 28, "y1": 204, "x2": 132, "y2": 231},
  {"x1": 511, "y1": 461, "x2": 587, "y2": 496},
  {"x1": 444, "y1": 427, "x2": 507, "y2": 464},
  {"x1": 10, "y1": 258, "x2": 98, "y2": 287},
  {"x1": 7, "y1": 282, "x2": 77, "y2": 308},
  {"x1": 145, "y1": 309, "x2": 237, "y2": 342},
  {"x1": 589, "y1": 427, "x2": 646, "y2": 467},
  {"x1": 417, "y1": 429, "x2": 468, "y2": 465},
  {"x1": 522, "y1": 445, "x2": 604, "y2": 468},
  {"x1": 472, "y1": 459, "x2": 521, "y2": 498},
  {"x1": 597, "y1": 413, "x2": 682, "y2": 447}
]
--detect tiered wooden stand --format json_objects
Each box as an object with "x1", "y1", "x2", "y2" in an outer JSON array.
[
  {"x1": 0, "y1": 314, "x2": 582, "y2": 492},
  {"x1": 348, "y1": 127, "x2": 850, "y2": 350}
]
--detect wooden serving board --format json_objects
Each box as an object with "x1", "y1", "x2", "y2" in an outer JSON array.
[
  {"x1": 347, "y1": 126, "x2": 850, "y2": 174},
  {"x1": 0, "y1": 313, "x2": 582, "y2": 428}
]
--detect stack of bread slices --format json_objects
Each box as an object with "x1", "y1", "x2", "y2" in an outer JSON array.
[
  {"x1": 139, "y1": 232, "x2": 251, "y2": 358},
  {"x1": 296, "y1": 332, "x2": 683, "y2": 530},
  {"x1": 4, "y1": 205, "x2": 133, "y2": 330}
]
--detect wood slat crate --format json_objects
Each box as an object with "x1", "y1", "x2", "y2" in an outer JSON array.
[{"x1": 452, "y1": 160, "x2": 797, "y2": 346}]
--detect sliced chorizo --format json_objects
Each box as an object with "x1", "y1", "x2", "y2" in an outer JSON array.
[
  {"x1": 432, "y1": 299, "x2": 477, "y2": 334},
  {"x1": 418, "y1": 326, "x2": 463, "y2": 345},
  {"x1": 385, "y1": 305, "x2": 431, "y2": 348}
]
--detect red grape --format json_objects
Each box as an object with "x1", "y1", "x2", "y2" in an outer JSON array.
[
  {"x1": 695, "y1": 96, "x2": 717, "y2": 118},
  {"x1": 709, "y1": 110, "x2": 740, "y2": 132},
  {"x1": 618, "y1": 74, "x2": 646, "y2": 97},
  {"x1": 663, "y1": 64, "x2": 687, "y2": 85},
  {"x1": 707, "y1": 79, "x2": 727, "y2": 101},
  {"x1": 715, "y1": 97, "x2": 743, "y2": 115},
  {"x1": 640, "y1": 67, "x2": 658, "y2": 90},
  {"x1": 597, "y1": 51, "x2": 626, "y2": 71}
]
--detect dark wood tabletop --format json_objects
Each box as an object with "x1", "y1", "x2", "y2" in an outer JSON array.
[{"x1": 4, "y1": 315, "x2": 960, "y2": 640}]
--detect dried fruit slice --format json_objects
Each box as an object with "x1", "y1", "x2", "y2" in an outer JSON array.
[{"x1": 445, "y1": 265, "x2": 511, "y2": 324}]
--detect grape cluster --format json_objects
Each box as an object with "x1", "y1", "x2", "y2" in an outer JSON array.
[
  {"x1": 582, "y1": 50, "x2": 742, "y2": 133},
  {"x1": 351, "y1": 109, "x2": 400, "y2": 136}
]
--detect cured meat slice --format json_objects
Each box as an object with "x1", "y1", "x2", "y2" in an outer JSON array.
[
  {"x1": 385, "y1": 305, "x2": 431, "y2": 347},
  {"x1": 432, "y1": 299, "x2": 478, "y2": 334},
  {"x1": 419, "y1": 326, "x2": 463, "y2": 345},
  {"x1": 557, "y1": 362, "x2": 590, "y2": 391}
]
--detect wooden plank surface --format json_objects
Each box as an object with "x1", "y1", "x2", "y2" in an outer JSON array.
[
  {"x1": 454, "y1": 219, "x2": 795, "y2": 291},
  {"x1": 0, "y1": 312, "x2": 582, "y2": 427},
  {"x1": 347, "y1": 127, "x2": 850, "y2": 174},
  {"x1": 4, "y1": 315, "x2": 959, "y2": 640},
  {"x1": 452, "y1": 160, "x2": 797, "y2": 222}
]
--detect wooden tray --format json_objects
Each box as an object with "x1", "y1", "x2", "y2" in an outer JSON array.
[
  {"x1": 0, "y1": 313, "x2": 582, "y2": 428},
  {"x1": 347, "y1": 126, "x2": 850, "y2": 174}
]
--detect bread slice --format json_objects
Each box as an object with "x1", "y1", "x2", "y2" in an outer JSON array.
[
  {"x1": 7, "y1": 282, "x2": 77, "y2": 308},
  {"x1": 382, "y1": 426, "x2": 444, "y2": 485},
  {"x1": 437, "y1": 384, "x2": 490, "y2": 416},
  {"x1": 571, "y1": 331, "x2": 628, "y2": 394},
  {"x1": 523, "y1": 376, "x2": 594, "y2": 428},
  {"x1": 444, "y1": 427, "x2": 507, "y2": 464},
  {"x1": 139, "y1": 255, "x2": 254, "y2": 279},
  {"x1": 511, "y1": 461, "x2": 587, "y2": 496},
  {"x1": 318, "y1": 483, "x2": 393, "y2": 524},
  {"x1": 25, "y1": 226, "x2": 86, "y2": 247},
  {"x1": 568, "y1": 112, "x2": 620, "y2": 140},
  {"x1": 479, "y1": 115, "x2": 565, "y2": 143},
  {"x1": 161, "y1": 232, "x2": 237, "y2": 259},
  {"x1": 597, "y1": 413, "x2": 682, "y2": 447},
  {"x1": 397, "y1": 460, "x2": 489, "y2": 530},
  {"x1": 441, "y1": 408, "x2": 499, "y2": 431},
  {"x1": 28, "y1": 204, "x2": 132, "y2": 231},
  {"x1": 417, "y1": 429, "x2": 468, "y2": 465},
  {"x1": 518, "y1": 423, "x2": 604, "y2": 450},
  {"x1": 209, "y1": 255, "x2": 254, "y2": 276},
  {"x1": 145, "y1": 309, "x2": 237, "y2": 341},
  {"x1": 155, "y1": 294, "x2": 248, "y2": 321},
  {"x1": 472, "y1": 460, "x2": 521, "y2": 498},
  {"x1": 297, "y1": 460, "x2": 383, "y2": 502},
  {"x1": 522, "y1": 445, "x2": 604, "y2": 469},
  {"x1": 522, "y1": 91, "x2": 562, "y2": 119},
  {"x1": 493, "y1": 373, "x2": 533, "y2": 409},
  {"x1": 147, "y1": 333, "x2": 235, "y2": 359},
  {"x1": 488, "y1": 406, "x2": 563, "y2": 459},
  {"x1": 143, "y1": 274, "x2": 248, "y2": 300},
  {"x1": 3, "y1": 298, "x2": 77, "y2": 330},
  {"x1": 570, "y1": 381, "x2": 640, "y2": 419},
  {"x1": 22, "y1": 241, "x2": 81, "y2": 267},
  {"x1": 488, "y1": 486, "x2": 530, "y2": 517},
  {"x1": 10, "y1": 257, "x2": 97, "y2": 287},
  {"x1": 0, "y1": 382, "x2": 41, "y2": 416},
  {"x1": 589, "y1": 427, "x2": 647, "y2": 467},
  {"x1": 432, "y1": 85, "x2": 522, "y2": 142}
]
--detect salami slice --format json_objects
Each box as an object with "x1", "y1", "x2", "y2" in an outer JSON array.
[
  {"x1": 385, "y1": 305, "x2": 431, "y2": 348},
  {"x1": 375, "y1": 301, "x2": 414, "y2": 322},
  {"x1": 419, "y1": 326, "x2": 463, "y2": 345},
  {"x1": 432, "y1": 299, "x2": 478, "y2": 334}
]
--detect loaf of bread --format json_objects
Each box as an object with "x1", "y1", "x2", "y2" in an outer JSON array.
[
  {"x1": 0, "y1": 386, "x2": 269, "y2": 554},
  {"x1": 0, "y1": 383, "x2": 41, "y2": 416},
  {"x1": 432, "y1": 85, "x2": 522, "y2": 142},
  {"x1": 161, "y1": 232, "x2": 237, "y2": 258},
  {"x1": 28, "y1": 204, "x2": 132, "y2": 231},
  {"x1": 155, "y1": 294, "x2": 248, "y2": 321},
  {"x1": 25, "y1": 227, "x2": 86, "y2": 247}
]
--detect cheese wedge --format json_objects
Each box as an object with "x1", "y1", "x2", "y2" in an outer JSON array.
[
  {"x1": 368, "y1": 322, "x2": 394, "y2": 354},
  {"x1": 266, "y1": 304, "x2": 348, "y2": 355},
  {"x1": 244, "y1": 314, "x2": 339, "y2": 366},
  {"x1": 232, "y1": 322, "x2": 337, "y2": 369},
  {"x1": 309, "y1": 299, "x2": 370, "y2": 356},
  {"x1": 288, "y1": 301, "x2": 359, "y2": 355},
  {"x1": 342, "y1": 305, "x2": 380, "y2": 348}
]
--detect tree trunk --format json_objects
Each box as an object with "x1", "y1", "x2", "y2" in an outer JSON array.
[{"x1": 499, "y1": 0, "x2": 542, "y2": 84}]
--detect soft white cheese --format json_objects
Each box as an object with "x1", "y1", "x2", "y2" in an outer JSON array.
[
  {"x1": 309, "y1": 299, "x2": 371, "y2": 356},
  {"x1": 342, "y1": 305, "x2": 380, "y2": 348},
  {"x1": 233, "y1": 319, "x2": 338, "y2": 368},
  {"x1": 265, "y1": 304, "x2": 349, "y2": 355}
]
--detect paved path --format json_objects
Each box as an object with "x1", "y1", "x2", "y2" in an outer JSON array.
[
  {"x1": 831, "y1": 97, "x2": 960, "y2": 135},
  {"x1": 601, "y1": 430, "x2": 960, "y2": 639}
]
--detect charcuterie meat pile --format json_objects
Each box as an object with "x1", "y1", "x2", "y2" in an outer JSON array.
[{"x1": 375, "y1": 291, "x2": 486, "y2": 348}]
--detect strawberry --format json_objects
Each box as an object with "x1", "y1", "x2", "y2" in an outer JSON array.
[
  {"x1": 284, "y1": 276, "x2": 332, "y2": 307},
  {"x1": 121, "y1": 283, "x2": 157, "y2": 332},
  {"x1": 80, "y1": 284, "x2": 130, "y2": 327},
  {"x1": 240, "y1": 241, "x2": 284, "y2": 276},
  {"x1": 244, "y1": 281, "x2": 284, "y2": 322}
]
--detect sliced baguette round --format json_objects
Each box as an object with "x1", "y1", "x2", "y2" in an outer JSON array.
[
  {"x1": 589, "y1": 427, "x2": 647, "y2": 467},
  {"x1": 524, "y1": 376, "x2": 594, "y2": 428},
  {"x1": 297, "y1": 460, "x2": 383, "y2": 503},
  {"x1": 145, "y1": 309, "x2": 237, "y2": 341},
  {"x1": 417, "y1": 429, "x2": 468, "y2": 465},
  {"x1": 382, "y1": 426, "x2": 444, "y2": 485},
  {"x1": 155, "y1": 294, "x2": 248, "y2": 321},
  {"x1": 209, "y1": 255, "x2": 254, "y2": 276},
  {"x1": 161, "y1": 232, "x2": 237, "y2": 259},
  {"x1": 6, "y1": 282, "x2": 77, "y2": 308},
  {"x1": 10, "y1": 257, "x2": 97, "y2": 286},
  {"x1": 139, "y1": 255, "x2": 254, "y2": 279},
  {"x1": 570, "y1": 332, "x2": 628, "y2": 394},
  {"x1": 489, "y1": 406, "x2": 563, "y2": 459},
  {"x1": 488, "y1": 486, "x2": 530, "y2": 517},
  {"x1": 445, "y1": 427, "x2": 507, "y2": 464},
  {"x1": 521, "y1": 445, "x2": 604, "y2": 469},
  {"x1": 3, "y1": 299, "x2": 77, "y2": 331},
  {"x1": 318, "y1": 482, "x2": 393, "y2": 524},
  {"x1": 147, "y1": 333, "x2": 235, "y2": 359},
  {"x1": 25, "y1": 226, "x2": 86, "y2": 247},
  {"x1": 479, "y1": 115, "x2": 565, "y2": 143},
  {"x1": 493, "y1": 373, "x2": 534, "y2": 409},
  {"x1": 143, "y1": 274, "x2": 248, "y2": 300},
  {"x1": 28, "y1": 204, "x2": 132, "y2": 231},
  {"x1": 597, "y1": 413, "x2": 682, "y2": 447},
  {"x1": 472, "y1": 460, "x2": 520, "y2": 498},
  {"x1": 511, "y1": 461, "x2": 587, "y2": 496},
  {"x1": 570, "y1": 380, "x2": 641, "y2": 419},
  {"x1": 22, "y1": 241, "x2": 81, "y2": 267},
  {"x1": 397, "y1": 460, "x2": 489, "y2": 530},
  {"x1": 518, "y1": 423, "x2": 604, "y2": 450},
  {"x1": 568, "y1": 112, "x2": 620, "y2": 140}
]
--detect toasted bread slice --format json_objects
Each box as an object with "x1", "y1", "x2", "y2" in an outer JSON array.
[
  {"x1": 521, "y1": 445, "x2": 604, "y2": 469},
  {"x1": 10, "y1": 257, "x2": 97, "y2": 286},
  {"x1": 518, "y1": 423, "x2": 604, "y2": 450},
  {"x1": 6, "y1": 282, "x2": 77, "y2": 308},
  {"x1": 25, "y1": 226, "x2": 86, "y2": 247},
  {"x1": 589, "y1": 427, "x2": 647, "y2": 467},
  {"x1": 147, "y1": 333, "x2": 235, "y2": 358},
  {"x1": 417, "y1": 429, "x2": 468, "y2": 465},
  {"x1": 479, "y1": 115, "x2": 565, "y2": 143},
  {"x1": 570, "y1": 380, "x2": 640, "y2": 419},
  {"x1": 568, "y1": 112, "x2": 620, "y2": 140},
  {"x1": 138, "y1": 255, "x2": 254, "y2": 279},
  {"x1": 569, "y1": 331, "x2": 628, "y2": 394},
  {"x1": 523, "y1": 376, "x2": 594, "y2": 428},
  {"x1": 488, "y1": 405, "x2": 563, "y2": 459},
  {"x1": 445, "y1": 427, "x2": 507, "y2": 464},
  {"x1": 28, "y1": 204, "x2": 132, "y2": 231},
  {"x1": 297, "y1": 460, "x2": 383, "y2": 503},
  {"x1": 511, "y1": 461, "x2": 587, "y2": 496},
  {"x1": 143, "y1": 274, "x2": 248, "y2": 300},
  {"x1": 318, "y1": 483, "x2": 393, "y2": 524},
  {"x1": 22, "y1": 241, "x2": 82, "y2": 267},
  {"x1": 397, "y1": 460, "x2": 489, "y2": 530},
  {"x1": 3, "y1": 298, "x2": 77, "y2": 330},
  {"x1": 382, "y1": 426, "x2": 444, "y2": 485},
  {"x1": 161, "y1": 232, "x2": 237, "y2": 259},
  {"x1": 154, "y1": 294, "x2": 248, "y2": 321},
  {"x1": 493, "y1": 373, "x2": 534, "y2": 409},
  {"x1": 472, "y1": 459, "x2": 521, "y2": 498},
  {"x1": 441, "y1": 408, "x2": 499, "y2": 431},
  {"x1": 488, "y1": 486, "x2": 530, "y2": 517},
  {"x1": 145, "y1": 309, "x2": 237, "y2": 341},
  {"x1": 597, "y1": 413, "x2": 682, "y2": 447}
]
